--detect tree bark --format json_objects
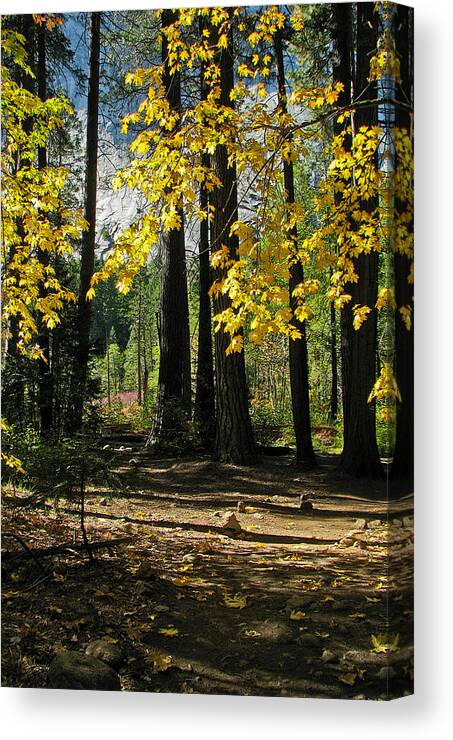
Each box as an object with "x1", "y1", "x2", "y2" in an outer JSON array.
[
  {"x1": 194, "y1": 38, "x2": 216, "y2": 449},
  {"x1": 332, "y1": 3, "x2": 353, "y2": 454},
  {"x1": 392, "y1": 5, "x2": 414, "y2": 480},
  {"x1": 209, "y1": 11, "x2": 256, "y2": 464},
  {"x1": 67, "y1": 12, "x2": 101, "y2": 432},
  {"x1": 329, "y1": 270, "x2": 338, "y2": 422},
  {"x1": 137, "y1": 273, "x2": 142, "y2": 405},
  {"x1": 148, "y1": 9, "x2": 192, "y2": 450},
  {"x1": 335, "y1": 3, "x2": 383, "y2": 478},
  {"x1": 274, "y1": 29, "x2": 316, "y2": 467}
]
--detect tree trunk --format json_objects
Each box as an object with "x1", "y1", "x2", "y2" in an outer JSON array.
[
  {"x1": 335, "y1": 3, "x2": 383, "y2": 478},
  {"x1": 148, "y1": 9, "x2": 192, "y2": 450},
  {"x1": 106, "y1": 327, "x2": 111, "y2": 406},
  {"x1": 143, "y1": 344, "x2": 149, "y2": 403},
  {"x1": 67, "y1": 12, "x2": 101, "y2": 432},
  {"x1": 137, "y1": 273, "x2": 142, "y2": 405},
  {"x1": 332, "y1": 2, "x2": 353, "y2": 457},
  {"x1": 275, "y1": 29, "x2": 316, "y2": 467},
  {"x1": 36, "y1": 21, "x2": 54, "y2": 435},
  {"x1": 209, "y1": 11, "x2": 256, "y2": 464},
  {"x1": 194, "y1": 40, "x2": 216, "y2": 449},
  {"x1": 392, "y1": 5, "x2": 414, "y2": 481},
  {"x1": 329, "y1": 270, "x2": 338, "y2": 423}
]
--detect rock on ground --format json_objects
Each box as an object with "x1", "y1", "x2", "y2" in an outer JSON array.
[
  {"x1": 85, "y1": 638, "x2": 125, "y2": 670},
  {"x1": 219, "y1": 512, "x2": 242, "y2": 532},
  {"x1": 48, "y1": 651, "x2": 121, "y2": 691}
]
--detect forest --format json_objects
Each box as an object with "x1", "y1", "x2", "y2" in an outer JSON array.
[{"x1": 1, "y1": 2, "x2": 413, "y2": 699}]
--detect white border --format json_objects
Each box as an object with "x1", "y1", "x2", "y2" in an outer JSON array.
[{"x1": 1, "y1": 1, "x2": 452, "y2": 738}]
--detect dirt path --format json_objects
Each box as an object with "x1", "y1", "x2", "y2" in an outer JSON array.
[{"x1": 2, "y1": 441, "x2": 413, "y2": 699}]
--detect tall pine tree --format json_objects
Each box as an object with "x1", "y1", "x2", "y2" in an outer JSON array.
[
  {"x1": 274, "y1": 26, "x2": 316, "y2": 467},
  {"x1": 335, "y1": 3, "x2": 383, "y2": 478},
  {"x1": 392, "y1": 4, "x2": 414, "y2": 481},
  {"x1": 209, "y1": 10, "x2": 256, "y2": 463},
  {"x1": 148, "y1": 8, "x2": 192, "y2": 450},
  {"x1": 67, "y1": 11, "x2": 101, "y2": 432}
]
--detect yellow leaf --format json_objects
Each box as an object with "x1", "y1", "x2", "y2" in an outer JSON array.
[
  {"x1": 339, "y1": 672, "x2": 357, "y2": 686},
  {"x1": 172, "y1": 576, "x2": 190, "y2": 587},
  {"x1": 226, "y1": 335, "x2": 244, "y2": 356},
  {"x1": 371, "y1": 633, "x2": 400, "y2": 653},
  {"x1": 159, "y1": 626, "x2": 179, "y2": 637},
  {"x1": 194, "y1": 590, "x2": 214, "y2": 601},
  {"x1": 289, "y1": 609, "x2": 306, "y2": 621},
  {"x1": 146, "y1": 650, "x2": 175, "y2": 673},
  {"x1": 223, "y1": 592, "x2": 247, "y2": 609}
]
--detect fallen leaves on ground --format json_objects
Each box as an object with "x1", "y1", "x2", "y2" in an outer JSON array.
[
  {"x1": 289, "y1": 609, "x2": 306, "y2": 621},
  {"x1": 371, "y1": 633, "x2": 400, "y2": 653},
  {"x1": 146, "y1": 650, "x2": 175, "y2": 673},
  {"x1": 159, "y1": 626, "x2": 179, "y2": 637},
  {"x1": 339, "y1": 672, "x2": 357, "y2": 686},
  {"x1": 223, "y1": 592, "x2": 247, "y2": 609}
]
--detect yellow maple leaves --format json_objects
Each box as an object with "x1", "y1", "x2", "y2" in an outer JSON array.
[
  {"x1": 159, "y1": 626, "x2": 179, "y2": 637},
  {"x1": 223, "y1": 592, "x2": 247, "y2": 609},
  {"x1": 369, "y1": 28, "x2": 401, "y2": 82},
  {"x1": 399, "y1": 305, "x2": 412, "y2": 331},
  {"x1": 84, "y1": 3, "x2": 412, "y2": 386},
  {"x1": 368, "y1": 362, "x2": 402, "y2": 404},
  {"x1": 289, "y1": 609, "x2": 306, "y2": 621},
  {"x1": 32, "y1": 14, "x2": 63, "y2": 31},
  {"x1": 289, "y1": 81, "x2": 345, "y2": 109},
  {"x1": 88, "y1": 5, "x2": 339, "y2": 336},
  {"x1": 1, "y1": 28, "x2": 87, "y2": 357},
  {"x1": 375, "y1": 287, "x2": 397, "y2": 311},
  {"x1": 352, "y1": 304, "x2": 372, "y2": 331},
  {"x1": 225, "y1": 336, "x2": 244, "y2": 356},
  {"x1": 371, "y1": 633, "x2": 400, "y2": 653}
]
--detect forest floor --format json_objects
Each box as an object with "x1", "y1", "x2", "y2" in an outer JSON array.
[{"x1": 1, "y1": 429, "x2": 413, "y2": 700}]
